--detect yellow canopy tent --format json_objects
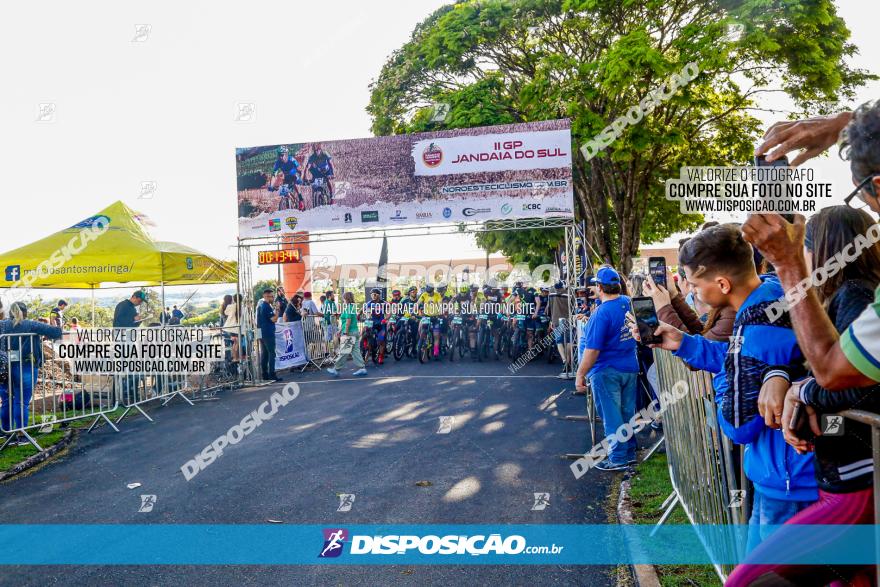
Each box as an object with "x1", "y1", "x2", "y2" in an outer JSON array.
[{"x1": 0, "y1": 200, "x2": 237, "y2": 320}]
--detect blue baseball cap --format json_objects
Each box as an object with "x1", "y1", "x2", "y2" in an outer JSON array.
[{"x1": 590, "y1": 267, "x2": 621, "y2": 286}]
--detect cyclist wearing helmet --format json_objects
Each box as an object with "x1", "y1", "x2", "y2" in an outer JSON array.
[
  {"x1": 364, "y1": 288, "x2": 387, "y2": 364},
  {"x1": 270, "y1": 146, "x2": 303, "y2": 210},
  {"x1": 305, "y1": 143, "x2": 335, "y2": 200},
  {"x1": 418, "y1": 283, "x2": 444, "y2": 359},
  {"x1": 402, "y1": 286, "x2": 420, "y2": 351}
]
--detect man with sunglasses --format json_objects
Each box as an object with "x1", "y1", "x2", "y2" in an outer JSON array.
[{"x1": 743, "y1": 100, "x2": 880, "y2": 390}]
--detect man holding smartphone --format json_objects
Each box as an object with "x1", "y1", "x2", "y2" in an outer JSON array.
[
  {"x1": 647, "y1": 224, "x2": 816, "y2": 550},
  {"x1": 575, "y1": 267, "x2": 639, "y2": 471}
]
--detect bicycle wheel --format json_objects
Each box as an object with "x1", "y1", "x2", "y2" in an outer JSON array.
[
  {"x1": 459, "y1": 327, "x2": 468, "y2": 359},
  {"x1": 447, "y1": 328, "x2": 457, "y2": 361},
  {"x1": 393, "y1": 329, "x2": 405, "y2": 360}
]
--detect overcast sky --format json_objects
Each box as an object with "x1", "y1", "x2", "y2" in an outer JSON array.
[{"x1": 1, "y1": 0, "x2": 877, "y2": 289}]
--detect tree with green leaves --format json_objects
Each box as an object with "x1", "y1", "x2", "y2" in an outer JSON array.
[{"x1": 368, "y1": 0, "x2": 870, "y2": 272}]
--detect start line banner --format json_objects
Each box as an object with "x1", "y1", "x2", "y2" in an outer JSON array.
[
  {"x1": 55, "y1": 328, "x2": 224, "y2": 375},
  {"x1": 236, "y1": 119, "x2": 574, "y2": 236}
]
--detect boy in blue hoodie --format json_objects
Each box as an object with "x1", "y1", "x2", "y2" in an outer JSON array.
[{"x1": 648, "y1": 224, "x2": 817, "y2": 551}]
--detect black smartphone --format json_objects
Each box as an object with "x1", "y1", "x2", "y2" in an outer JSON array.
[
  {"x1": 754, "y1": 155, "x2": 795, "y2": 223},
  {"x1": 632, "y1": 296, "x2": 662, "y2": 345},
  {"x1": 754, "y1": 154, "x2": 789, "y2": 168},
  {"x1": 788, "y1": 403, "x2": 816, "y2": 442},
  {"x1": 648, "y1": 257, "x2": 667, "y2": 289}
]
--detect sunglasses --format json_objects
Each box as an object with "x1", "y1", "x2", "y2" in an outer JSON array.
[{"x1": 844, "y1": 173, "x2": 880, "y2": 211}]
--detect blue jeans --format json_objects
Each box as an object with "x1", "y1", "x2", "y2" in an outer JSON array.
[
  {"x1": 589, "y1": 367, "x2": 638, "y2": 464},
  {"x1": 746, "y1": 491, "x2": 814, "y2": 553},
  {"x1": 0, "y1": 365, "x2": 35, "y2": 432}
]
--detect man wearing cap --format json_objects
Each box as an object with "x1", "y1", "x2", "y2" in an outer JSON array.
[
  {"x1": 114, "y1": 291, "x2": 147, "y2": 328},
  {"x1": 575, "y1": 267, "x2": 639, "y2": 471},
  {"x1": 301, "y1": 291, "x2": 320, "y2": 316}
]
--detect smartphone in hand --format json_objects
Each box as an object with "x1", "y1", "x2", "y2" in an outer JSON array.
[
  {"x1": 648, "y1": 257, "x2": 667, "y2": 289},
  {"x1": 632, "y1": 296, "x2": 662, "y2": 345}
]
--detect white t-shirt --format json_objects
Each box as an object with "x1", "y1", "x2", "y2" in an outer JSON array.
[
  {"x1": 224, "y1": 303, "x2": 240, "y2": 329},
  {"x1": 302, "y1": 299, "x2": 320, "y2": 315}
]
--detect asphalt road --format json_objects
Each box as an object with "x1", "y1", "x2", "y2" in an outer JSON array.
[{"x1": 2, "y1": 357, "x2": 624, "y2": 586}]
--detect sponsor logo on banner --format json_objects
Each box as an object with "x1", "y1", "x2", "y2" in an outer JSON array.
[
  {"x1": 422, "y1": 143, "x2": 443, "y2": 168},
  {"x1": 344, "y1": 213, "x2": 352, "y2": 224},
  {"x1": 361, "y1": 211, "x2": 379, "y2": 223},
  {"x1": 545, "y1": 206, "x2": 573, "y2": 215},
  {"x1": 283, "y1": 328, "x2": 294, "y2": 353},
  {"x1": 285, "y1": 216, "x2": 298, "y2": 230},
  {"x1": 412, "y1": 130, "x2": 571, "y2": 176},
  {"x1": 522, "y1": 203, "x2": 541, "y2": 211},
  {"x1": 269, "y1": 219, "x2": 282, "y2": 232},
  {"x1": 463, "y1": 207, "x2": 491, "y2": 217},
  {"x1": 390, "y1": 210, "x2": 408, "y2": 221},
  {"x1": 501, "y1": 203, "x2": 513, "y2": 215},
  {"x1": 185, "y1": 257, "x2": 193, "y2": 270},
  {"x1": 5, "y1": 265, "x2": 21, "y2": 282},
  {"x1": 319, "y1": 529, "x2": 349, "y2": 558},
  {"x1": 416, "y1": 211, "x2": 433, "y2": 219},
  {"x1": 442, "y1": 207, "x2": 452, "y2": 219}
]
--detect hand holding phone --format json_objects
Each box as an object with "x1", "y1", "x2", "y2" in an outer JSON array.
[
  {"x1": 648, "y1": 257, "x2": 667, "y2": 289},
  {"x1": 631, "y1": 296, "x2": 662, "y2": 345}
]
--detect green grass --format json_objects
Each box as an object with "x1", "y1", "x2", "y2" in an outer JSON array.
[
  {"x1": 628, "y1": 453, "x2": 722, "y2": 587},
  {"x1": 0, "y1": 408, "x2": 129, "y2": 474}
]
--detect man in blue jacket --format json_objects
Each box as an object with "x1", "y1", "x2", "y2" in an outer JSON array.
[{"x1": 650, "y1": 224, "x2": 817, "y2": 550}]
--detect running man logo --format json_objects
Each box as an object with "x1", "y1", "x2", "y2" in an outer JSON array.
[
  {"x1": 283, "y1": 328, "x2": 294, "y2": 354},
  {"x1": 728, "y1": 489, "x2": 745, "y2": 509},
  {"x1": 531, "y1": 492, "x2": 550, "y2": 511},
  {"x1": 319, "y1": 528, "x2": 349, "y2": 558},
  {"x1": 821, "y1": 415, "x2": 844, "y2": 437},
  {"x1": 437, "y1": 416, "x2": 455, "y2": 434},
  {"x1": 337, "y1": 494, "x2": 355, "y2": 512},
  {"x1": 139, "y1": 495, "x2": 157, "y2": 513},
  {"x1": 5, "y1": 265, "x2": 20, "y2": 282}
]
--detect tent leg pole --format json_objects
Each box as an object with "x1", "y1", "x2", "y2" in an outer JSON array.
[
  {"x1": 91, "y1": 285, "x2": 96, "y2": 324},
  {"x1": 161, "y1": 282, "x2": 166, "y2": 325}
]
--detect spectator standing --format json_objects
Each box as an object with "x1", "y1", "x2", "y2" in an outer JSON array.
[
  {"x1": 284, "y1": 294, "x2": 304, "y2": 323},
  {"x1": 113, "y1": 291, "x2": 147, "y2": 328},
  {"x1": 327, "y1": 291, "x2": 367, "y2": 377},
  {"x1": 322, "y1": 290, "x2": 339, "y2": 352},
  {"x1": 0, "y1": 302, "x2": 62, "y2": 437},
  {"x1": 729, "y1": 206, "x2": 880, "y2": 586},
  {"x1": 170, "y1": 305, "x2": 184, "y2": 325},
  {"x1": 49, "y1": 299, "x2": 67, "y2": 328},
  {"x1": 547, "y1": 281, "x2": 573, "y2": 379},
  {"x1": 649, "y1": 225, "x2": 817, "y2": 551},
  {"x1": 256, "y1": 288, "x2": 281, "y2": 381},
  {"x1": 301, "y1": 291, "x2": 320, "y2": 316},
  {"x1": 574, "y1": 267, "x2": 639, "y2": 471},
  {"x1": 219, "y1": 295, "x2": 233, "y2": 327},
  {"x1": 162, "y1": 307, "x2": 172, "y2": 325},
  {"x1": 223, "y1": 294, "x2": 242, "y2": 363},
  {"x1": 69, "y1": 317, "x2": 79, "y2": 331}
]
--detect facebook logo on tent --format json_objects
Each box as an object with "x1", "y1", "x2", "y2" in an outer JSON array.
[{"x1": 5, "y1": 265, "x2": 20, "y2": 282}]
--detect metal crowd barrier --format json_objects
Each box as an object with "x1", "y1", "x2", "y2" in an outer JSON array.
[
  {"x1": 300, "y1": 317, "x2": 337, "y2": 370},
  {"x1": 652, "y1": 349, "x2": 747, "y2": 580},
  {"x1": 0, "y1": 333, "x2": 119, "y2": 452}
]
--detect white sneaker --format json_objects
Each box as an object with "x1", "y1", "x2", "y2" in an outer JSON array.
[
  {"x1": 353, "y1": 368, "x2": 368, "y2": 376},
  {"x1": 557, "y1": 371, "x2": 572, "y2": 379},
  {"x1": 327, "y1": 368, "x2": 339, "y2": 377}
]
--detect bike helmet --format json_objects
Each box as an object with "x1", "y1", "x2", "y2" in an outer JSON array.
[
  {"x1": 459, "y1": 284, "x2": 469, "y2": 294},
  {"x1": 277, "y1": 146, "x2": 289, "y2": 155},
  {"x1": 437, "y1": 282, "x2": 448, "y2": 293},
  {"x1": 370, "y1": 288, "x2": 381, "y2": 296},
  {"x1": 425, "y1": 284, "x2": 435, "y2": 294},
  {"x1": 407, "y1": 286, "x2": 418, "y2": 295},
  {"x1": 391, "y1": 289, "x2": 401, "y2": 297},
  {"x1": 539, "y1": 286, "x2": 549, "y2": 293},
  {"x1": 482, "y1": 284, "x2": 492, "y2": 292},
  {"x1": 470, "y1": 284, "x2": 479, "y2": 292}
]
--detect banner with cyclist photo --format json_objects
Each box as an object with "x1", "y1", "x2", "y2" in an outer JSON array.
[{"x1": 236, "y1": 119, "x2": 573, "y2": 236}]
